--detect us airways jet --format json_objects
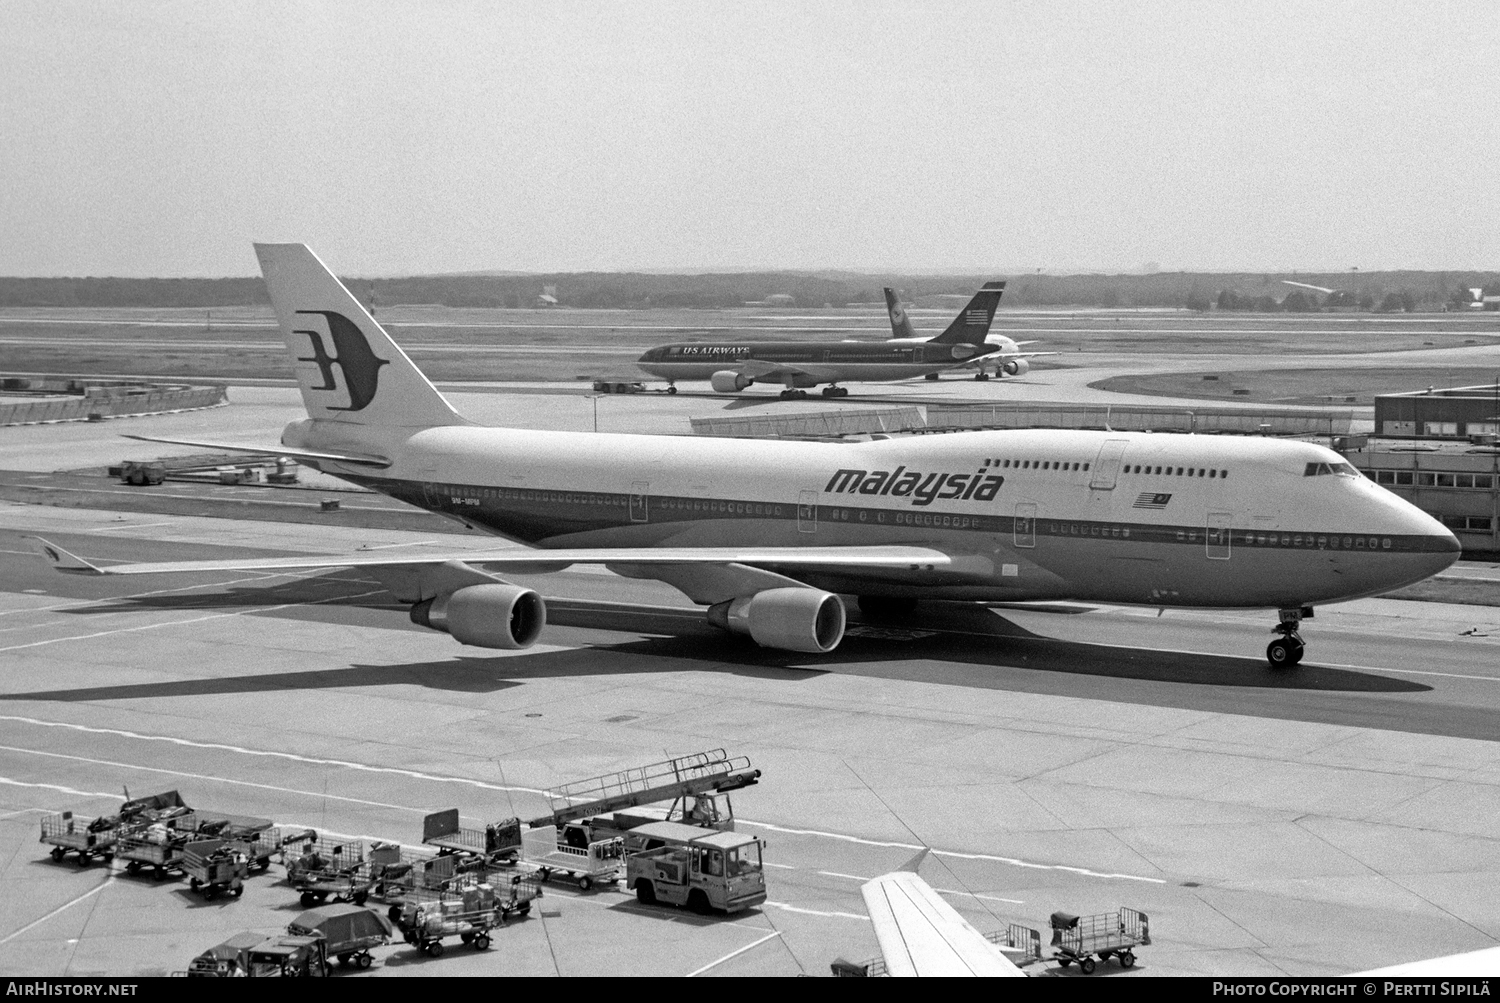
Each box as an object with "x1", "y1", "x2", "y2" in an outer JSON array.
[
  {"x1": 882, "y1": 286, "x2": 1052, "y2": 381},
  {"x1": 33, "y1": 244, "x2": 1458, "y2": 668},
  {"x1": 634, "y1": 283, "x2": 1007, "y2": 398}
]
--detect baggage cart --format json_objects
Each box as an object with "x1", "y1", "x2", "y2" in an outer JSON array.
[
  {"x1": 422, "y1": 809, "x2": 521, "y2": 863},
  {"x1": 521, "y1": 824, "x2": 623, "y2": 891},
  {"x1": 182, "y1": 839, "x2": 249, "y2": 900},
  {"x1": 1049, "y1": 908, "x2": 1150, "y2": 974},
  {"x1": 39, "y1": 811, "x2": 116, "y2": 867},
  {"x1": 116, "y1": 824, "x2": 191, "y2": 880},
  {"x1": 286, "y1": 839, "x2": 371, "y2": 907},
  {"x1": 392, "y1": 879, "x2": 529, "y2": 958},
  {"x1": 287, "y1": 903, "x2": 393, "y2": 970}
]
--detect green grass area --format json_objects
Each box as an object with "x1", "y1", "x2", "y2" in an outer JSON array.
[{"x1": 1094, "y1": 367, "x2": 1500, "y2": 405}]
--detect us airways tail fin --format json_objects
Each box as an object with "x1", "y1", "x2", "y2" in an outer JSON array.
[
  {"x1": 254, "y1": 243, "x2": 466, "y2": 428},
  {"x1": 883, "y1": 287, "x2": 918, "y2": 339},
  {"x1": 928, "y1": 281, "x2": 1006, "y2": 345}
]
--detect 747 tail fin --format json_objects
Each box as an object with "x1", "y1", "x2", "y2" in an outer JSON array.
[
  {"x1": 928, "y1": 280, "x2": 1006, "y2": 345},
  {"x1": 254, "y1": 243, "x2": 467, "y2": 428}
]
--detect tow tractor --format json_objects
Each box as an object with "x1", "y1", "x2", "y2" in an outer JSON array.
[
  {"x1": 623, "y1": 820, "x2": 767, "y2": 914},
  {"x1": 287, "y1": 839, "x2": 372, "y2": 907}
]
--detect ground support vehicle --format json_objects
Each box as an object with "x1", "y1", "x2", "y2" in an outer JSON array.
[
  {"x1": 529, "y1": 748, "x2": 760, "y2": 833},
  {"x1": 393, "y1": 882, "x2": 518, "y2": 957},
  {"x1": 115, "y1": 789, "x2": 194, "y2": 828},
  {"x1": 227, "y1": 825, "x2": 314, "y2": 872},
  {"x1": 520, "y1": 824, "x2": 622, "y2": 890},
  {"x1": 286, "y1": 839, "x2": 371, "y2": 907},
  {"x1": 185, "y1": 932, "x2": 329, "y2": 977},
  {"x1": 1049, "y1": 908, "x2": 1150, "y2": 974},
  {"x1": 39, "y1": 811, "x2": 116, "y2": 867},
  {"x1": 183, "y1": 839, "x2": 249, "y2": 899},
  {"x1": 287, "y1": 903, "x2": 393, "y2": 970},
  {"x1": 624, "y1": 821, "x2": 767, "y2": 914},
  {"x1": 422, "y1": 809, "x2": 521, "y2": 864},
  {"x1": 116, "y1": 825, "x2": 192, "y2": 880}
]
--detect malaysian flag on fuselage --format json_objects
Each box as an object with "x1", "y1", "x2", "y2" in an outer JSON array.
[{"x1": 1133, "y1": 492, "x2": 1172, "y2": 509}]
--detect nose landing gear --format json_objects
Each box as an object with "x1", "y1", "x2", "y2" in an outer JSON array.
[{"x1": 1267, "y1": 607, "x2": 1311, "y2": 667}]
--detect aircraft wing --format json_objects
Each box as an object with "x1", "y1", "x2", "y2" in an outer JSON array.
[
  {"x1": 29, "y1": 537, "x2": 952, "y2": 577},
  {"x1": 1355, "y1": 946, "x2": 1500, "y2": 976},
  {"x1": 119, "y1": 434, "x2": 391, "y2": 469},
  {"x1": 862, "y1": 868, "x2": 1026, "y2": 977},
  {"x1": 728, "y1": 359, "x2": 842, "y2": 383}
]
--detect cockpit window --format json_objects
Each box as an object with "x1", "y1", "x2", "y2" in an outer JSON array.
[{"x1": 1304, "y1": 461, "x2": 1361, "y2": 477}]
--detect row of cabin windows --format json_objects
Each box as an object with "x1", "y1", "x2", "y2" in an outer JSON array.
[
  {"x1": 985, "y1": 459, "x2": 1091, "y2": 472},
  {"x1": 1125, "y1": 464, "x2": 1229, "y2": 479},
  {"x1": 1368, "y1": 470, "x2": 1496, "y2": 489}
]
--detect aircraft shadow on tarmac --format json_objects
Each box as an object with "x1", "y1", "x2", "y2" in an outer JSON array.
[{"x1": 10, "y1": 591, "x2": 1426, "y2": 705}]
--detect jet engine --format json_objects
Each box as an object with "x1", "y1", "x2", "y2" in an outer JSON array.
[
  {"x1": 706, "y1": 588, "x2": 845, "y2": 653},
  {"x1": 1002, "y1": 358, "x2": 1030, "y2": 377},
  {"x1": 710, "y1": 371, "x2": 753, "y2": 393},
  {"x1": 409, "y1": 583, "x2": 546, "y2": 649}
]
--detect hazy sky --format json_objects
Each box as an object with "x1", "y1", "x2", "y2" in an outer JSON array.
[{"x1": 3, "y1": 1, "x2": 1498, "y2": 276}]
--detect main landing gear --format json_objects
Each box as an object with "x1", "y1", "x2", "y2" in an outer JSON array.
[
  {"x1": 974, "y1": 372, "x2": 990, "y2": 381},
  {"x1": 820, "y1": 386, "x2": 849, "y2": 397},
  {"x1": 779, "y1": 389, "x2": 810, "y2": 399},
  {"x1": 1266, "y1": 606, "x2": 1312, "y2": 668}
]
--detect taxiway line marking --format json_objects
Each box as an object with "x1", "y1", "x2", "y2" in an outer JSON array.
[
  {"x1": 0, "y1": 716, "x2": 555, "y2": 799},
  {"x1": 742, "y1": 820, "x2": 1166, "y2": 884},
  {"x1": 816, "y1": 870, "x2": 1024, "y2": 905},
  {"x1": 87, "y1": 522, "x2": 176, "y2": 533},
  {"x1": 761, "y1": 901, "x2": 869, "y2": 922},
  {"x1": 0, "y1": 879, "x2": 111, "y2": 946},
  {"x1": 0, "y1": 777, "x2": 120, "y2": 800},
  {"x1": 685, "y1": 930, "x2": 784, "y2": 977},
  {"x1": 0, "y1": 587, "x2": 388, "y2": 652},
  {"x1": 0, "y1": 745, "x2": 451, "y2": 814}
]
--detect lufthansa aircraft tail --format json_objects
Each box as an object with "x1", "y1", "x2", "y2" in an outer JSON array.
[
  {"x1": 928, "y1": 281, "x2": 1006, "y2": 345},
  {"x1": 882, "y1": 287, "x2": 918, "y2": 339},
  {"x1": 254, "y1": 243, "x2": 466, "y2": 428}
]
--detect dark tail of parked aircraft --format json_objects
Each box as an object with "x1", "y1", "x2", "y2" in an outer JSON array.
[
  {"x1": 254, "y1": 243, "x2": 467, "y2": 428},
  {"x1": 928, "y1": 281, "x2": 1006, "y2": 345},
  {"x1": 883, "y1": 287, "x2": 918, "y2": 339}
]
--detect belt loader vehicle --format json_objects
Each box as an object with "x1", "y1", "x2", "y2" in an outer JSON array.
[{"x1": 624, "y1": 820, "x2": 767, "y2": 914}]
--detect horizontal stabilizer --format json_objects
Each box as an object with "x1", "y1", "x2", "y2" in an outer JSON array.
[{"x1": 119, "y1": 434, "x2": 391, "y2": 468}]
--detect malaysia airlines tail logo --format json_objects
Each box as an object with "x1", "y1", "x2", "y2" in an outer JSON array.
[{"x1": 294, "y1": 310, "x2": 389, "y2": 411}]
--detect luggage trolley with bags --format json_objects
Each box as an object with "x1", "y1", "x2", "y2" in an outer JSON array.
[
  {"x1": 39, "y1": 811, "x2": 117, "y2": 867},
  {"x1": 116, "y1": 821, "x2": 195, "y2": 881},
  {"x1": 1049, "y1": 907, "x2": 1150, "y2": 974},
  {"x1": 182, "y1": 838, "x2": 250, "y2": 900},
  {"x1": 393, "y1": 874, "x2": 540, "y2": 958},
  {"x1": 286, "y1": 839, "x2": 372, "y2": 907}
]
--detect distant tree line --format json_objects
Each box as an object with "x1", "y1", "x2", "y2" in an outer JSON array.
[{"x1": 0, "y1": 270, "x2": 1494, "y2": 311}]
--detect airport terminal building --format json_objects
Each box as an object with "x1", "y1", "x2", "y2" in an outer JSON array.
[{"x1": 1342, "y1": 383, "x2": 1500, "y2": 555}]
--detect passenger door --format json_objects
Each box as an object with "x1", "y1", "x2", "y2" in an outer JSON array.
[
  {"x1": 1089, "y1": 440, "x2": 1130, "y2": 490},
  {"x1": 1206, "y1": 511, "x2": 1232, "y2": 560},
  {"x1": 798, "y1": 490, "x2": 818, "y2": 533},
  {"x1": 630, "y1": 481, "x2": 649, "y2": 523},
  {"x1": 1014, "y1": 502, "x2": 1037, "y2": 548}
]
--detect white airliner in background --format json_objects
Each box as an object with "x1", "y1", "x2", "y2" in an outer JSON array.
[
  {"x1": 34, "y1": 244, "x2": 1459, "y2": 668},
  {"x1": 883, "y1": 286, "x2": 1052, "y2": 381}
]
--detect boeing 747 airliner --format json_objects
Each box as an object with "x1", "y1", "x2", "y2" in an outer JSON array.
[{"x1": 34, "y1": 244, "x2": 1459, "y2": 668}]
